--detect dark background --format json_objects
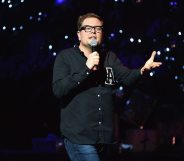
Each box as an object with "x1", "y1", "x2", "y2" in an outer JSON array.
[{"x1": 0, "y1": 0, "x2": 184, "y2": 151}]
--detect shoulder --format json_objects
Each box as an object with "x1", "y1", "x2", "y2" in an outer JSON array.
[
  {"x1": 58, "y1": 47, "x2": 76, "y2": 56},
  {"x1": 105, "y1": 50, "x2": 119, "y2": 60},
  {"x1": 55, "y1": 47, "x2": 77, "y2": 60}
]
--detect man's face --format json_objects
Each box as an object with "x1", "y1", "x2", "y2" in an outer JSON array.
[{"x1": 77, "y1": 17, "x2": 103, "y2": 48}]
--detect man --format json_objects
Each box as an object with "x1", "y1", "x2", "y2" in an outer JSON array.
[{"x1": 52, "y1": 12, "x2": 162, "y2": 161}]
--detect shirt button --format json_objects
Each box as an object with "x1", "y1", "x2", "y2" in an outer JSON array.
[
  {"x1": 99, "y1": 108, "x2": 101, "y2": 111},
  {"x1": 99, "y1": 121, "x2": 102, "y2": 125},
  {"x1": 77, "y1": 82, "x2": 80, "y2": 84},
  {"x1": 86, "y1": 72, "x2": 89, "y2": 75},
  {"x1": 97, "y1": 94, "x2": 101, "y2": 97}
]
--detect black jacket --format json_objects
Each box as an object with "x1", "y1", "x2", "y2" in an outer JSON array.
[{"x1": 52, "y1": 46, "x2": 141, "y2": 144}]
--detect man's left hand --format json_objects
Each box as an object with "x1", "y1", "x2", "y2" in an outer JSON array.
[{"x1": 140, "y1": 51, "x2": 162, "y2": 75}]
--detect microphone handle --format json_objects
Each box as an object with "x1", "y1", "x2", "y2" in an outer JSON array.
[
  {"x1": 92, "y1": 46, "x2": 98, "y2": 70},
  {"x1": 92, "y1": 46, "x2": 96, "y2": 52}
]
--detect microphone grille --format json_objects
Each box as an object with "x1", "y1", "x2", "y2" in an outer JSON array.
[{"x1": 90, "y1": 38, "x2": 97, "y2": 47}]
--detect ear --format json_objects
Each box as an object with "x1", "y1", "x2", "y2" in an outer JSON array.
[{"x1": 77, "y1": 31, "x2": 81, "y2": 41}]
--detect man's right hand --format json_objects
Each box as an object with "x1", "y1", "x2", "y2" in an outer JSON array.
[{"x1": 86, "y1": 51, "x2": 100, "y2": 70}]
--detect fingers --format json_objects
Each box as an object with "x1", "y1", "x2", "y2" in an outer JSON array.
[
  {"x1": 146, "y1": 62, "x2": 162, "y2": 71},
  {"x1": 92, "y1": 51, "x2": 99, "y2": 58},
  {"x1": 92, "y1": 51, "x2": 99, "y2": 56},
  {"x1": 144, "y1": 62, "x2": 162, "y2": 71},
  {"x1": 86, "y1": 52, "x2": 100, "y2": 69},
  {"x1": 149, "y1": 51, "x2": 156, "y2": 61},
  {"x1": 141, "y1": 51, "x2": 162, "y2": 74},
  {"x1": 152, "y1": 62, "x2": 162, "y2": 68}
]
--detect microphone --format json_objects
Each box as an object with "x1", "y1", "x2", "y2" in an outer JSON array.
[
  {"x1": 89, "y1": 38, "x2": 98, "y2": 52},
  {"x1": 89, "y1": 38, "x2": 98, "y2": 70}
]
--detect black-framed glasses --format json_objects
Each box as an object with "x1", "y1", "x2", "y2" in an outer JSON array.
[{"x1": 79, "y1": 25, "x2": 103, "y2": 33}]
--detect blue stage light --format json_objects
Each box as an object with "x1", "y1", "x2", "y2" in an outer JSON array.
[
  {"x1": 55, "y1": 0, "x2": 65, "y2": 5},
  {"x1": 169, "y1": 1, "x2": 178, "y2": 6}
]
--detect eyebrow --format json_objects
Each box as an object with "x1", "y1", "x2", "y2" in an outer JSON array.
[
  {"x1": 79, "y1": 25, "x2": 103, "y2": 30},
  {"x1": 82, "y1": 25, "x2": 103, "y2": 27}
]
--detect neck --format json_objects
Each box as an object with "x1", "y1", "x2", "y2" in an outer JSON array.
[{"x1": 79, "y1": 44, "x2": 92, "y2": 58}]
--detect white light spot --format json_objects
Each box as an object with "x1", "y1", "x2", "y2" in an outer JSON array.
[
  {"x1": 130, "y1": 37, "x2": 134, "y2": 42},
  {"x1": 2, "y1": 26, "x2": 6, "y2": 30},
  {"x1": 19, "y1": 26, "x2": 23, "y2": 30},
  {"x1": 138, "y1": 39, "x2": 142, "y2": 43},
  {"x1": 8, "y1": 4, "x2": 12, "y2": 8},
  {"x1": 119, "y1": 86, "x2": 123, "y2": 91},
  {"x1": 29, "y1": 16, "x2": 33, "y2": 20},
  {"x1": 64, "y1": 35, "x2": 68, "y2": 39},
  {"x1": 110, "y1": 33, "x2": 115, "y2": 37},
  {"x1": 149, "y1": 72, "x2": 154, "y2": 76},
  {"x1": 178, "y1": 31, "x2": 182, "y2": 36},
  {"x1": 48, "y1": 45, "x2": 53, "y2": 50},
  {"x1": 165, "y1": 47, "x2": 170, "y2": 52},
  {"x1": 38, "y1": 12, "x2": 42, "y2": 16},
  {"x1": 37, "y1": 17, "x2": 41, "y2": 21},
  {"x1": 166, "y1": 33, "x2": 170, "y2": 38},
  {"x1": 157, "y1": 51, "x2": 161, "y2": 55},
  {"x1": 119, "y1": 29, "x2": 123, "y2": 34},
  {"x1": 126, "y1": 100, "x2": 131, "y2": 105},
  {"x1": 170, "y1": 57, "x2": 175, "y2": 61},
  {"x1": 12, "y1": 27, "x2": 16, "y2": 31}
]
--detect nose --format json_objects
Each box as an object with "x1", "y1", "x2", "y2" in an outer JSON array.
[{"x1": 91, "y1": 27, "x2": 96, "y2": 33}]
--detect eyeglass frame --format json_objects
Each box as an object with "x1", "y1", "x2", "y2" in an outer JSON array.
[{"x1": 79, "y1": 25, "x2": 103, "y2": 33}]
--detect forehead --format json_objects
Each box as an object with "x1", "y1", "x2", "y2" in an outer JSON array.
[{"x1": 82, "y1": 17, "x2": 103, "y2": 26}]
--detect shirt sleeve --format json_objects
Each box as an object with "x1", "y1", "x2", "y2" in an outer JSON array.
[
  {"x1": 110, "y1": 52, "x2": 141, "y2": 86},
  {"x1": 52, "y1": 52, "x2": 92, "y2": 98}
]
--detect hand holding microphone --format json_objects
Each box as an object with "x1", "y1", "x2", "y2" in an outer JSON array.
[
  {"x1": 86, "y1": 38, "x2": 99, "y2": 70},
  {"x1": 86, "y1": 51, "x2": 99, "y2": 70}
]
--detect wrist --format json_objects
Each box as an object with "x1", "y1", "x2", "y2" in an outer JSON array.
[
  {"x1": 86, "y1": 63, "x2": 93, "y2": 70},
  {"x1": 140, "y1": 67, "x2": 144, "y2": 75}
]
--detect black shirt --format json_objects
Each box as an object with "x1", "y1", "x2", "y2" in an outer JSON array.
[{"x1": 52, "y1": 46, "x2": 141, "y2": 144}]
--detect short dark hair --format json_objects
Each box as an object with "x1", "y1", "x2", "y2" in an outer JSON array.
[{"x1": 77, "y1": 13, "x2": 103, "y2": 30}]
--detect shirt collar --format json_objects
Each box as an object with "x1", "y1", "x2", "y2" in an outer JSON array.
[{"x1": 74, "y1": 44, "x2": 86, "y2": 58}]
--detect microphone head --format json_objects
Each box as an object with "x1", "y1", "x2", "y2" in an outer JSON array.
[{"x1": 90, "y1": 38, "x2": 97, "y2": 47}]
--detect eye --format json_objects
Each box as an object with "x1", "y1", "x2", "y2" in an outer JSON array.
[
  {"x1": 96, "y1": 27, "x2": 102, "y2": 31},
  {"x1": 85, "y1": 27, "x2": 92, "y2": 31}
]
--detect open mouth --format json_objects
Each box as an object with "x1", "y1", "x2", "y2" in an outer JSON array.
[{"x1": 89, "y1": 36, "x2": 97, "y2": 39}]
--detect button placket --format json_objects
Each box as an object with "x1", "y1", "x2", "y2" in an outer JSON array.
[{"x1": 97, "y1": 89, "x2": 104, "y2": 141}]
